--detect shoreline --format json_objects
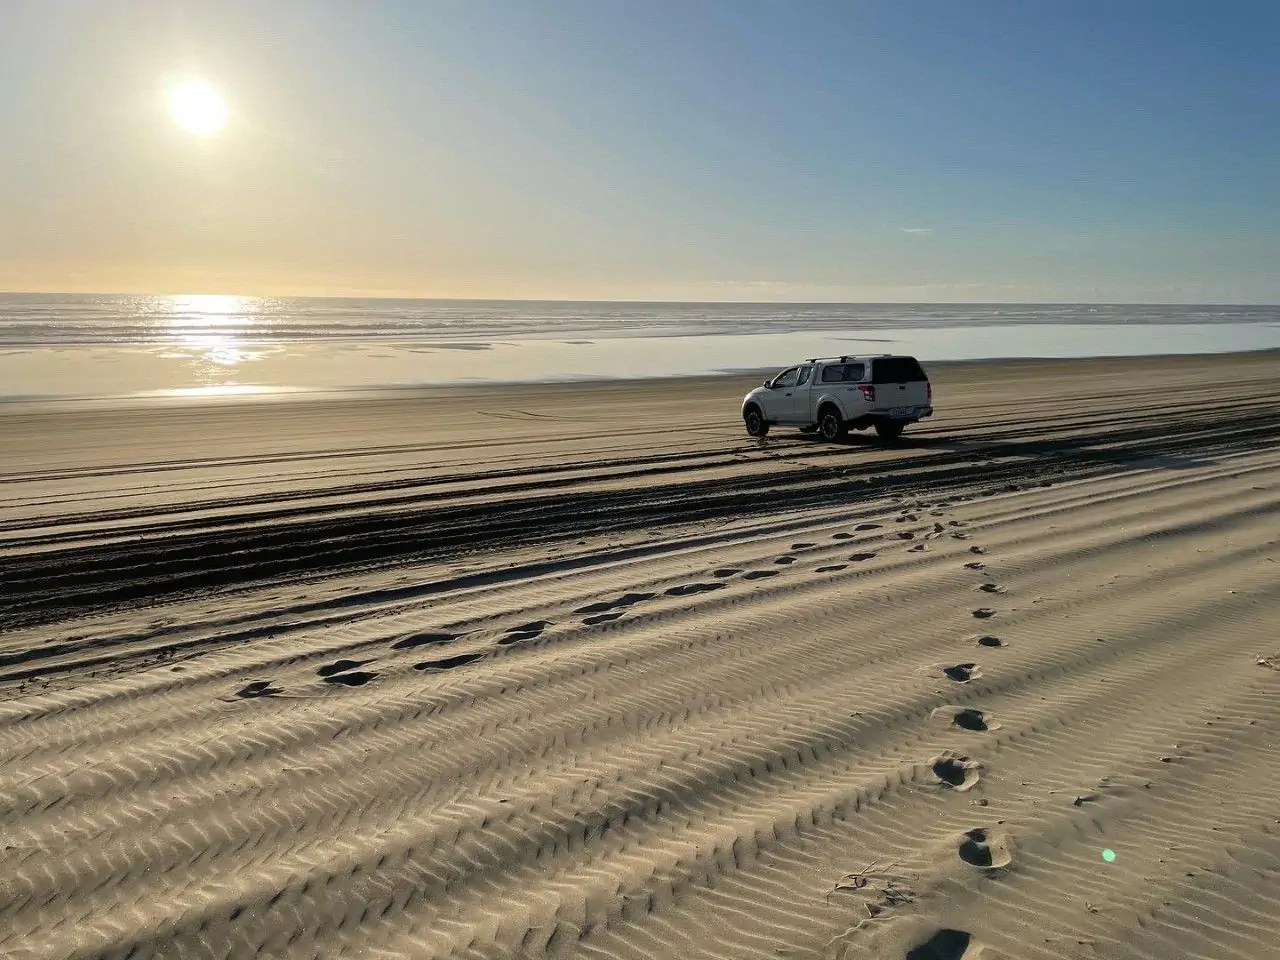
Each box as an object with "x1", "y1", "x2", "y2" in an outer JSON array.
[{"x1": 2, "y1": 346, "x2": 1279, "y2": 413}]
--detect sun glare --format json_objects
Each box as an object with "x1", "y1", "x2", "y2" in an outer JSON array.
[
  {"x1": 162, "y1": 294, "x2": 263, "y2": 375},
  {"x1": 167, "y1": 80, "x2": 227, "y2": 135}
]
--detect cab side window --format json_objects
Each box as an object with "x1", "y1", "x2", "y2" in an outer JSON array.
[
  {"x1": 844, "y1": 363, "x2": 866, "y2": 382},
  {"x1": 796, "y1": 365, "x2": 813, "y2": 386},
  {"x1": 820, "y1": 364, "x2": 846, "y2": 383},
  {"x1": 772, "y1": 367, "x2": 800, "y2": 389}
]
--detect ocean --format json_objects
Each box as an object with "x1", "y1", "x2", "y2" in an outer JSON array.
[{"x1": 1, "y1": 293, "x2": 1278, "y2": 400}]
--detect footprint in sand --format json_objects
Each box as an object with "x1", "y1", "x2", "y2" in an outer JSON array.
[
  {"x1": 933, "y1": 706, "x2": 999, "y2": 732},
  {"x1": 909, "y1": 543, "x2": 926, "y2": 552},
  {"x1": 582, "y1": 611, "x2": 624, "y2": 625},
  {"x1": 968, "y1": 546, "x2": 986, "y2": 555},
  {"x1": 849, "y1": 552, "x2": 877, "y2": 562},
  {"x1": 316, "y1": 659, "x2": 375, "y2": 678},
  {"x1": 507, "y1": 619, "x2": 551, "y2": 635},
  {"x1": 963, "y1": 561, "x2": 986, "y2": 571},
  {"x1": 743, "y1": 570, "x2": 780, "y2": 581},
  {"x1": 957, "y1": 827, "x2": 1013, "y2": 869},
  {"x1": 816, "y1": 564, "x2": 848, "y2": 573},
  {"x1": 415, "y1": 652, "x2": 485, "y2": 671},
  {"x1": 972, "y1": 608, "x2": 997, "y2": 619},
  {"x1": 790, "y1": 542, "x2": 816, "y2": 550},
  {"x1": 855, "y1": 523, "x2": 882, "y2": 531},
  {"x1": 574, "y1": 592, "x2": 655, "y2": 615},
  {"x1": 323, "y1": 670, "x2": 379, "y2": 687},
  {"x1": 906, "y1": 929, "x2": 975, "y2": 960},
  {"x1": 954, "y1": 709, "x2": 994, "y2": 731},
  {"x1": 576, "y1": 599, "x2": 619, "y2": 615},
  {"x1": 896, "y1": 531, "x2": 916, "y2": 540},
  {"x1": 974, "y1": 635, "x2": 1006, "y2": 648},
  {"x1": 951, "y1": 532, "x2": 970, "y2": 540},
  {"x1": 941, "y1": 662, "x2": 981, "y2": 683},
  {"x1": 774, "y1": 556, "x2": 798, "y2": 565},
  {"x1": 931, "y1": 754, "x2": 983, "y2": 792},
  {"x1": 665, "y1": 581, "x2": 727, "y2": 596},
  {"x1": 498, "y1": 621, "x2": 551, "y2": 645},
  {"x1": 978, "y1": 583, "x2": 1005, "y2": 594},
  {"x1": 391, "y1": 631, "x2": 460, "y2": 651},
  {"x1": 232, "y1": 680, "x2": 282, "y2": 700},
  {"x1": 713, "y1": 568, "x2": 743, "y2": 578}
]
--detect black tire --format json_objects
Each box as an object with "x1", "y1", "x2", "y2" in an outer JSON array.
[
  {"x1": 818, "y1": 406, "x2": 846, "y2": 442},
  {"x1": 744, "y1": 405, "x2": 769, "y2": 438},
  {"x1": 875, "y1": 420, "x2": 905, "y2": 441}
]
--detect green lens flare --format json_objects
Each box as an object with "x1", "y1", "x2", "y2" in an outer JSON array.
[{"x1": 1101, "y1": 848, "x2": 1117, "y2": 863}]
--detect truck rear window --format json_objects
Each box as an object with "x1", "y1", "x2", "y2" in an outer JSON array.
[
  {"x1": 821, "y1": 363, "x2": 865, "y2": 383},
  {"x1": 871, "y1": 357, "x2": 927, "y2": 383}
]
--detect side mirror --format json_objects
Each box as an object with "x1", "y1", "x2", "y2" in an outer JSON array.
[{"x1": 763, "y1": 378, "x2": 772, "y2": 388}]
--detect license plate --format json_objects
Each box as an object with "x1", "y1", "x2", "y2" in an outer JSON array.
[{"x1": 889, "y1": 406, "x2": 912, "y2": 417}]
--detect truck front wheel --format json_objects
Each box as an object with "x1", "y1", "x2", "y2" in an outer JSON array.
[{"x1": 744, "y1": 405, "x2": 769, "y2": 438}]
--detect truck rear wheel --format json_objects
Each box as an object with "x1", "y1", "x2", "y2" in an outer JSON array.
[
  {"x1": 818, "y1": 407, "x2": 846, "y2": 442},
  {"x1": 875, "y1": 421, "x2": 905, "y2": 441},
  {"x1": 744, "y1": 405, "x2": 769, "y2": 438}
]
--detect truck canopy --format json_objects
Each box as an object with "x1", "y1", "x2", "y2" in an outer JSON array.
[{"x1": 871, "y1": 357, "x2": 928, "y2": 383}]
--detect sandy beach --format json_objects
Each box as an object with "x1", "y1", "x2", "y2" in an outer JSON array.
[{"x1": 2, "y1": 350, "x2": 1279, "y2": 959}]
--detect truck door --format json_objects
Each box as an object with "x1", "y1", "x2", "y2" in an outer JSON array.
[
  {"x1": 760, "y1": 366, "x2": 800, "y2": 422},
  {"x1": 787, "y1": 364, "x2": 815, "y2": 422}
]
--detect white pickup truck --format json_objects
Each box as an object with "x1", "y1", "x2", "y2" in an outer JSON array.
[{"x1": 741, "y1": 354, "x2": 933, "y2": 441}]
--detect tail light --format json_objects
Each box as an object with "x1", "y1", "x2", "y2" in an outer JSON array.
[{"x1": 858, "y1": 384, "x2": 876, "y2": 402}]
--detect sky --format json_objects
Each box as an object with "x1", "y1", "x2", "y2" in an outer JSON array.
[{"x1": 0, "y1": 0, "x2": 1277, "y2": 302}]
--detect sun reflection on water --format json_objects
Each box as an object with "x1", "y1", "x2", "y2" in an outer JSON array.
[{"x1": 160, "y1": 294, "x2": 271, "y2": 381}]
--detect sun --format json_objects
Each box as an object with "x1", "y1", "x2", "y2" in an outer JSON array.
[{"x1": 167, "y1": 80, "x2": 227, "y2": 136}]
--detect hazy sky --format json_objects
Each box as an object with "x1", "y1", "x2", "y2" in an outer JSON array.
[{"x1": 2, "y1": 0, "x2": 1277, "y2": 301}]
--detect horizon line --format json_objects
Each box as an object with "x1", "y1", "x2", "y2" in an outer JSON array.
[{"x1": 2, "y1": 289, "x2": 1277, "y2": 308}]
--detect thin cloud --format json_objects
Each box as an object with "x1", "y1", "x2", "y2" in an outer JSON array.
[
  {"x1": 704, "y1": 280, "x2": 800, "y2": 289},
  {"x1": 899, "y1": 227, "x2": 934, "y2": 235}
]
